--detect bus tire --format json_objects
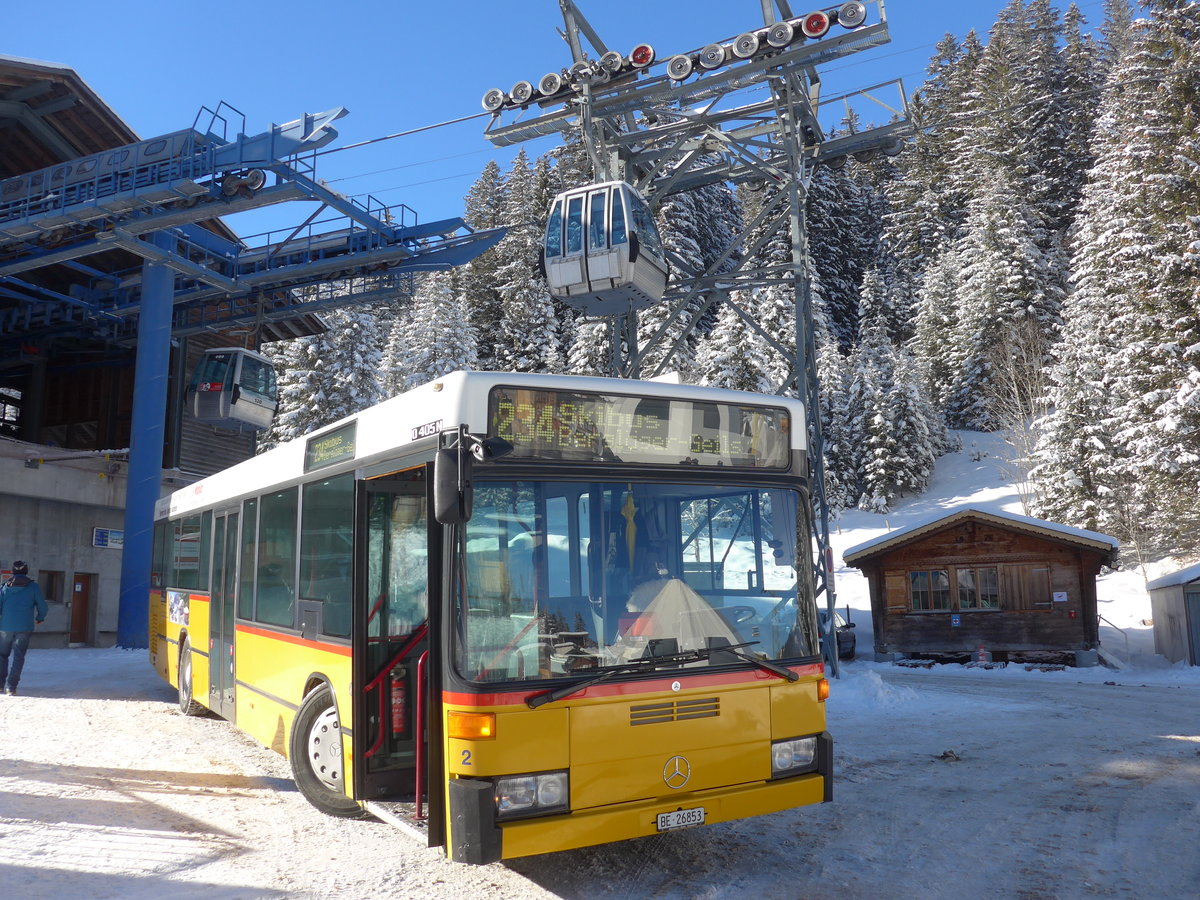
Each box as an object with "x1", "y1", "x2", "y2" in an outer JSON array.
[
  {"x1": 178, "y1": 638, "x2": 207, "y2": 717},
  {"x1": 289, "y1": 685, "x2": 365, "y2": 818}
]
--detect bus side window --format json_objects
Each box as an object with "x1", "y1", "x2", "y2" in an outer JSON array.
[
  {"x1": 238, "y1": 498, "x2": 258, "y2": 619},
  {"x1": 300, "y1": 473, "x2": 354, "y2": 638},
  {"x1": 256, "y1": 487, "x2": 298, "y2": 628},
  {"x1": 545, "y1": 199, "x2": 563, "y2": 258}
]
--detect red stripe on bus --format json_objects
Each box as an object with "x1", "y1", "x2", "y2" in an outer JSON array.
[
  {"x1": 442, "y1": 662, "x2": 824, "y2": 707},
  {"x1": 235, "y1": 623, "x2": 353, "y2": 657}
]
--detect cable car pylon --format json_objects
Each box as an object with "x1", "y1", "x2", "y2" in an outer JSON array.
[{"x1": 483, "y1": 0, "x2": 915, "y2": 674}]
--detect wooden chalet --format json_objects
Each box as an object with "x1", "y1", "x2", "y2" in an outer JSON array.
[{"x1": 843, "y1": 507, "x2": 1119, "y2": 666}]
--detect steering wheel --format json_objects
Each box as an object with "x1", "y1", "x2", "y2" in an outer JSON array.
[{"x1": 721, "y1": 605, "x2": 759, "y2": 625}]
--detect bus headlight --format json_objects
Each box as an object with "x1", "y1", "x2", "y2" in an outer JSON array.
[
  {"x1": 771, "y1": 736, "x2": 817, "y2": 776},
  {"x1": 495, "y1": 771, "x2": 569, "y2": 819}
]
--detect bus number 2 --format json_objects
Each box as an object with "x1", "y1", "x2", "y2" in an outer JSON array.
[{"x1": 461, "y1": 750, "x2": 472, "y2": 766}]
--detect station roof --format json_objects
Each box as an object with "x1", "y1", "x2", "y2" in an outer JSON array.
[
  {"x1": 0, "y1": 54, "x2": 139, "y2": 175},
  {"x1": 0, "y1": 55, "x2": 322, "y2": 349}
]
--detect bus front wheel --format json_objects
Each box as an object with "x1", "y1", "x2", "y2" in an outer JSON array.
[
  {"x1": 289, "y1": 685, "x2": 365, "y2": 818},
  {"x1": 178, "y1": 638, "x2": 207, "y2": 717}
]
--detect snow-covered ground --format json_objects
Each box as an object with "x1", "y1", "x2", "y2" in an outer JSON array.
[{"x1": 1, "y1": 432, "x2": 1197, "y2": 899}]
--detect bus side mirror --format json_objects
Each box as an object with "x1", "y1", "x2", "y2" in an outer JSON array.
[
  {"x1": 537, "y1": 248, "x2": 547, "y2": 279},
  {"x1": 434, "y1": 448, "x2": 473, "y2": 524},
  {"x1": 628, "y1": 231, "x2": 640, "y2": 264}
]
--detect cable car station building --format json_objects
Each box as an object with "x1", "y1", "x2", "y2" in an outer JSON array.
[{"x1": 0, "y1": 55, "x2": 501, "y2": 647}]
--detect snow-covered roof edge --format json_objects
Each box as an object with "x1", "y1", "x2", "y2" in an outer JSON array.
[
  {"x1": 1146, "y1": 561, "x2": 1200, "y2": 591},
  {"x1": 843, "y1": 506, "x2": 1120, "y2": 565}
]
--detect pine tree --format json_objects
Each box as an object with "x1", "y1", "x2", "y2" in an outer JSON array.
[
  {"x1": 638, "y1": 189, "x2": 707, "y2": 377},
  {"x1": 945, "y1": 166, "x2": 1057, "y2": 430},
  {"x1": 492, "y1": 150, "x2": 565, "y2": 373},
  {"x1": 392, "y1": 271, "x2": 478, "y2": 391},
  {"x1": 260, "y1": 297, "x2": 386, "y2": 450},
  {"x1": 1033, "y1": 1, "x2": 1200, "y2": 556},
  {"x1": 908, "y1": 246, "x2": 961, "y2": 411},
  {"x1": 693, "y1": 299, "x2": 771, "y2": 392},
  {"x1": 459, "y1": 160, "x2": 506, "y2": 370}
]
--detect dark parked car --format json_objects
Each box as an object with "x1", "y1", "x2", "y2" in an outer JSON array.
[{"x1": 818, "y1": 608, "x2": 856, "y2": 661}]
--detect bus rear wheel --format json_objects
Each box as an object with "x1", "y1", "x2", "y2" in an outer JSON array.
[
  {"x1": 178, "y1": 638, "x2": 207, "y2": 717},
  {"x1": 289, "y1": 685, "x2": 365, "y2": 818}
]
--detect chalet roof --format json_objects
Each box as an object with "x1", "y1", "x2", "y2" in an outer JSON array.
[
  {"x1": 1146, "y1": 562, "x2": 1200, "y2": 591},
  {"x1": 842, "y1": 506, "x2": 1120, "y2": 566}
]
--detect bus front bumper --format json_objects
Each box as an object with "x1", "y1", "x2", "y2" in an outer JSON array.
[{"x1": 452, "y1": 768, "x2": 829, "y2": 863}]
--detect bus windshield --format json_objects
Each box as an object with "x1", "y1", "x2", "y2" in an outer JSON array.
[{"x1": 455, "y1": 479, "x2": 819, "y2": 684}]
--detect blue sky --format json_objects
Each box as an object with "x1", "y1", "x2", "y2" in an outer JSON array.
[{"x1": 7, "y1": 0, "x2": 1113, "y2": 239}]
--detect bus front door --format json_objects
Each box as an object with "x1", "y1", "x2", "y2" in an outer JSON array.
[
  {"x1": 209, "y1": 511, "x2": 238, "y2": 720},
  {"x1": 353, "y1": 470, "x2": 432, "y2": 817}
]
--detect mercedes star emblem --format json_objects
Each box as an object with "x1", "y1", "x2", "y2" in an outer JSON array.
[{"x1": 663, "y1": 755, "x2": 691, "y2": 790}]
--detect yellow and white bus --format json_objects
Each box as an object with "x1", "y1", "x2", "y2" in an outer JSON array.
[{"x1": 150, "y1": 371, "x2": 830, "y2": 863}]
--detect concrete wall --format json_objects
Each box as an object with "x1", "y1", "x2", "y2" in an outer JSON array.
[{"x1": 0, "y1": 446, "x2": 127, "y2": 647}]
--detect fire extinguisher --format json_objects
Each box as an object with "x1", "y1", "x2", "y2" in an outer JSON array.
[{"x1": 391, "y1": 670, "x2": 407, "y2": 737}]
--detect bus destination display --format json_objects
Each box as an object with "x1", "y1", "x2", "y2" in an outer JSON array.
[{"x1": 488, "y1": 387, "x2": 790, "y2": 468}]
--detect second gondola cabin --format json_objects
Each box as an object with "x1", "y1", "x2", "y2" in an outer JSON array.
[
  {"x1": 543, "y1": 181, "x2": 668, "y2": 315},
  {"x1": 187, "y1": 347, "x2": 278, "y2": 431}
]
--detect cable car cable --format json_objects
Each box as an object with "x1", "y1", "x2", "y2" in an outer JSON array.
[{"x1": 315, "y1": 111, "x2": 492, "y2": 158}]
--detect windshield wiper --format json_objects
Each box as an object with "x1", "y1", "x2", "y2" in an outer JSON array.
[
  {"x1": 720, "y1": 646, "x2": 800, "y2": 683},
  {"x1": 524, "y1": 641, "x2": 794, "y2": 708}
]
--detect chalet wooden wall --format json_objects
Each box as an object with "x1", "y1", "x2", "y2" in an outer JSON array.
[{"x1": 854, "y1": 518, "x2": 1107, "y2": 657}]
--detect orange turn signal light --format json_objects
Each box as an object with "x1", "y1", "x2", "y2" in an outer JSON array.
[
  {"x1": 448, "y1": 711, "x2": 496, "y2": 740},
  {"x1": 817, "y1": 678, "x2": 830, "y2": 702}
]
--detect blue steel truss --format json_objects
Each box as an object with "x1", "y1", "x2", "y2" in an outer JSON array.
[
  {"x1": 0, "y1": 102, "x2": 504, "y2": 346},
  {"x1": 0, "y1": 101, "x2": 506, "y2": 649}
]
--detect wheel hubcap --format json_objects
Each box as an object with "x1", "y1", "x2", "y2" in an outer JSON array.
[{"x1": 307, "y1": 706, "x2": 343, "y2": 791}]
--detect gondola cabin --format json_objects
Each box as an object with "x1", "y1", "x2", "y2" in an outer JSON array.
[
  {"x1": 187, "y1": 347, "x2": 278, "y2": 431},
  {"x1": 543, "y1": 181, "x2": 668, "y2": 315}
]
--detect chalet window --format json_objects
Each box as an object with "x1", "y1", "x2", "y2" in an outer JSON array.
[
  {"x1": 958, "y1": 566, "x2": 999, "y2": 611},
  {"x1": 910, "y1": 570, "x2": 951, "y2": 611},
  {"x1": 1017, "y1": 565, "x2": 1053, "y2": 610}
]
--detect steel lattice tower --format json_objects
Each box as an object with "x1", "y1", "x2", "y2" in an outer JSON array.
[{"x1": 482, "y1": 0, "x2": 912, "y2": 671}]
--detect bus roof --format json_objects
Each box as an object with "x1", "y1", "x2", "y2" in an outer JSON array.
[{"x1": 160, "y1": 371, "x2": 807, "y2": 519}]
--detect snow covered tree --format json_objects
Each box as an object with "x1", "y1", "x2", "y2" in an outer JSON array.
[
  {"x1": 385, "y1": 271, "x2": 478, "y2": 392},
  {"x1": 260, "y1": 297, "x2": 387, "y2": 451},
  {"x1": 459, "y1": 160, "x2": 506, "y2": 370},
  {"x1": 1033, "y1": 1, "x2": 1200, "y2": 557},
  {"x1": 694, "y1": 299, "x2": 772, "y2": 392},
  {"x1": 944, "y1": 166, "x2": 1059, "y2": 430},
  {"x1": 491, "y1": 150, "x2": 565, "y2": 373}
]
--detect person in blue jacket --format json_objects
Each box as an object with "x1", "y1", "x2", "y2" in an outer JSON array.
[{"x1": 0, "y1": 560, "x2": 48, "y2": 695}]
